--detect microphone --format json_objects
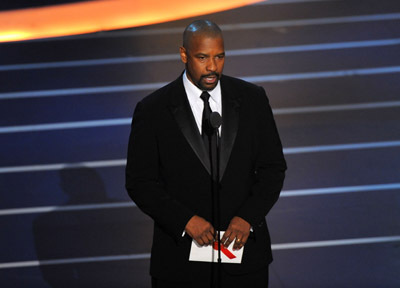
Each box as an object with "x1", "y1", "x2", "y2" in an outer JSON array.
[{"x1": 209, "y1": 112, "x2": 222, "y2": 129}]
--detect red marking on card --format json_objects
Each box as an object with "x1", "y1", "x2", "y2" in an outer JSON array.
[{"x1": 213, "y1": 242, "x2": 236, "y2": 259}]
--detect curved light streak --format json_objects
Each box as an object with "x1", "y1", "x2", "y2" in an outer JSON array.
[{"x1": 0, "y1": 0, "x2": 264, "y2": 42}]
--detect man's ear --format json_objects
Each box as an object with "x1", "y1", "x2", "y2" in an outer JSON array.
[{"x1": 179, "y1": 46, "x2": 187, "y2": 63}]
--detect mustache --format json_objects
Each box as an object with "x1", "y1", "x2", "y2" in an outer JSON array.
[{"x1": 201, "y1": 72, "x2": 220, "y2": 78}]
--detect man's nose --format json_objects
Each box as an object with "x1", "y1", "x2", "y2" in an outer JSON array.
[{"x1": 206, "y1": 58, "x2": 217, "y2": 72}]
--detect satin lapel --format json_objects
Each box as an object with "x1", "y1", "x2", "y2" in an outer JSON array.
[
  {"x1": 220, "y1": 77, "x2": 240, "y2": 181},
  {"x1": 169, "y1": 77, "x2": 211, "y2": 175}
]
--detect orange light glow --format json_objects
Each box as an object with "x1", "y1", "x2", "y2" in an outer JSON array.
[{"x1": 0, "y1": 0, "x2": 264, "y2": 42}]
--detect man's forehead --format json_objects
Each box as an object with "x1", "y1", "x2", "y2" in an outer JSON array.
[{"x1": 187, "y1": 34, "x2": 224, "y2": 49}]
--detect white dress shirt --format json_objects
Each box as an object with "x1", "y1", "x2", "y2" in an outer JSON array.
[{"x1": 182, "y1": 70, "x2": 222, "y2": 134}]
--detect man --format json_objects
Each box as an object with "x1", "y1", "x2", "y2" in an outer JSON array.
[{"x1": 126, "y1": 20, "x2": 286, "y2": 288}]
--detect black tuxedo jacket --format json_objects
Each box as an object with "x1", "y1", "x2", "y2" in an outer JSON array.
[{"x1": 126, "y1": 74, "x2": 286, "y2": 280}]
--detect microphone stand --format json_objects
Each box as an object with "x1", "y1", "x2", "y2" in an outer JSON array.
[
  {"x1": 208, "y1": 112, "x2": 222, "y2": 288},
  {"x1": 215, "y1": 128, "x2": 221, "y2": 288}
]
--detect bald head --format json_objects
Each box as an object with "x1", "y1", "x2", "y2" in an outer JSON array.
[{"x1": 183, "y1": 20, "x2": 223, "y2": 51}]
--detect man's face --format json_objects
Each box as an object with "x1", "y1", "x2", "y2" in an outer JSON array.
[{"x1": 180, "y1": 35, "x2": 225, "y2": 91}]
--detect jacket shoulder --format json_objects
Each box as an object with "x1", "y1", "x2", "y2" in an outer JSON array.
[
  {"x1": 221, "y1": 75, "x2": 263, "y2": 93},
  {"x1": 221, "y1": 75, "x2": 268, "y2": 108},
  {"x1": 139, "y1": 77, "x2": 181, "y2": 108}
]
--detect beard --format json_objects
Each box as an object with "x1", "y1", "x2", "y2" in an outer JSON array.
[{"x1": 196, "y1": 72, "x2": 220, "y2": 91}]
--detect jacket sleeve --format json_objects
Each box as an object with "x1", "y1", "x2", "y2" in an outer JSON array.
[
  {"x1": 236, "y1": 86, "x2": 287, "y2": 227},
  {"x1": 125, "y1": 101, "x2": 195, "y2": 242}
]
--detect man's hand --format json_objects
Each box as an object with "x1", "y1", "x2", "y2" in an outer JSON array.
[
  {"x1": 185, "y1": 215, "x2": 215, "y2": 246},
  {"x1": 221, "y1": 216, "x2": 251, "y2": 251}
]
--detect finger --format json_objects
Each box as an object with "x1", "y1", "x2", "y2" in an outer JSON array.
[
  {"x1": 233, "y1": 234, "x2": 243, "y2": 250},
  {"x1": 241, "y1": 233, "x2": 249, "y2": 246},
  {"x1": 202, "y1": 233, "x2": 213, "y2": 246},
  {"x1": 206, "y1": 231, "x2": 214, "y2": 244},
  {"x1": 200, "y1": 236, "x2": 208, "y2": 246},
  {"x1": 195, "y1": 237, "x2": 204, "y2": 246},
  {"x1": 233, "y1": 241, "x2": 243, "y2": 250},
  {"x1": 209, "y1": 226, "x2": 215, "y2": 237},
  {"x1": 234, "y1": 242, "x2": 244, "y2": 251},
  {"x1": 224, "y1": 232, "x2": 237, "y2": 248},
  {"x1": 236, "y1": 230, "x2": 251, "y2": 250},
  {"x1": 220, "y1": 230, "x2": 230, "y2": 244}
]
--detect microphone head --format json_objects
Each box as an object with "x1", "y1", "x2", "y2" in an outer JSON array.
[{"x1": 209, "y1": 112, "x2": 222, "y2": 129}]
